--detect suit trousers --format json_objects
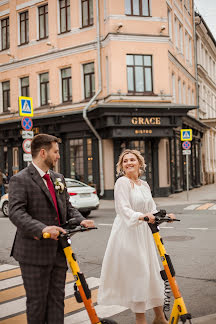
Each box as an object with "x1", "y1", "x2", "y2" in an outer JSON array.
[{"x1": 20, "y1": 247, "x2": 67, "y2": 324}]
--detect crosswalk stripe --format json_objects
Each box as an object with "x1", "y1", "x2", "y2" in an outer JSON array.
[
  {"x1": 208, "y1": 204, "x2": 216, "y2": 210},
  {"x1": 184, "y1": 204, "x2": 201, "y2": 210},
  {"x1": 196, "y1": 203, "x2": 214, "y2": 210},
  {"x1": 0, "y1": 265, "x2": 126, "y2": 324},
  {"x1": 0, "y1": 265, "x2": 19, "y2": 272}
]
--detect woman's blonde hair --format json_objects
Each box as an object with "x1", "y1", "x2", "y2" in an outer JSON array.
[{"x1": 116, "y1": 149, "x2": 146, "y2": 177}]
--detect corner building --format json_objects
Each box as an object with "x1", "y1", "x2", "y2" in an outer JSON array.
[{"x1": 0, "y1": 0, "x2": 205, "y2": 198}]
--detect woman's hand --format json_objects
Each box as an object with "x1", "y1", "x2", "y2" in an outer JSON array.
[
  {"x1": 139, "y1": 213, "x2": 155, "y2": 224},
  {"x1": 167, "y1": 213, "x2": 176, "y2": 222}
]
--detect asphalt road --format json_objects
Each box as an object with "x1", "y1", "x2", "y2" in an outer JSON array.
[{"x1": 0, "y1": 202, "x2": 216, "y2": 323}]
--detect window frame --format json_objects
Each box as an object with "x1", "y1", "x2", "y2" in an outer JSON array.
[
  {"x1": 59, "y1": 0, "x2": 71, "y2": 34},
  {"x1": 61, "y1": 67, "x2": 72, "y2": 103},
  {"x1": 83, "y1": 62, "x2": 95, "y2": 99},
  {"x1": 39, "y1": 72, "x2": 49, "y2": 106},
  {"x1": 1, "y1": 17, "x2": 10, "y2": 51},
  {"x1": 126, "y1": 54, "x2": 153, "y2": 95},
  {"x1": 81, "y1": 0, "x2": 94, "y2": 28},
  {"x1": 125, "y1": 0, "x2": 150, "y2": 17},
  {"x1": 38, "y1": 3, "x2": 48, "y2": 40},
  {"x1": 19, "y1": 11, "x2": 29, "y2": 45},
  {"x1": 2, "y1": 81, "x2": 10, "y2": 112},
  {"x1": 20, "y1": 76, "x2": 29, "y2": 97}
]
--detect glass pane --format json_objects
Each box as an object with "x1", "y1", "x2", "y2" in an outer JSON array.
[
  {"x1": 85, "y1": 75, "x2": 90, "y2": 98},
  {"x1": 69, "y1": 78, "x2": 72, "y2": 100},
  {"x1": 61, "y1": 67, "x2": 71, "y2": 78},
  {"x1": 69, "y1": 139, "x2": 84, "y2": 181},
  {"x1": 135, "y1": 66, "x2": 144, "y2": 92},
  {"x1": 2, "y1": 29, "x2": 6, "y2": 49},
  {"x1": 60, "y1": 9, "x2": 66, "y2": 32},
  {"x1": 91, "y1": 74, "x2": 95, "y2": 94},
  {"x1": 144, "y1": 55, "x2": 151, "y2": 66},
  {"x1": 126, "y1": 54, "x2": 134, "y2": 65},
  {"x1": 142, "y1": 0, "x2": 149, "y2": 16},
  {"x1": 60, "y1": 0, "x2": 65, "y2": 8},
  {"x1": 39, "y1": 15, "x2": 45, "y2": 38},
  {"x1": 127, "y1": 67, "x2": 134, "y2": 91},
  {"x1": 3, "y1": 81, "x2": 10, "y2": 90},
  {"x1": 26, "y1": 19, "x2": 29, "y2": 42},
  {"x1": 133, "y1": 0, "x2": 140, "y2": 15},
  {"x1": 145, "y1": 68, "x2": 152, "y2": 91},
  {"x1": 41, "y1": 84, "x2": 46, "y2": 105},
  {"x1": 82, "y1": 1, "x2": 88, "y2": 26},
  {"x1": 84, "y1": 63, "x2": 94, "y2": 73},
  {"x1": 135, "y1": 55, "x2": 143, "y2": 66},
  {"x1": 45, "y1": 13, "x2": 48, "y2": 37},
  {"x1": 90, "y1": 0, "x2": 93, "y2": 23},
  {"x1": 67, "y1": 6, "x2": 71, "y2": 30},
  {"x1": 62, "y1": 79, "x2": 68, "y2": 101},
  {"x1": 40, "y1": 72, "x2": 49, "y2": 82},
  {"x1": 20, "y1": 21, "x2": 25, "y2": 43},
  {"x1": 21, "y1": 77, "x2": 29, "y2": 87},
  {"x1": 125, "y1": 0, "x2": 131, "y2": 14}
]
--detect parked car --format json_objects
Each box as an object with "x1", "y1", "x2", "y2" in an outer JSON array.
[
  {"x1": 0, "y1": 194, "x2": 9, "y2": 217},
  {"x1": 65, "y1": 178, "x2": 99, "y2": 217},
  {"x1": 0, "y1": 179, "x2": 99, "y2": 218}
]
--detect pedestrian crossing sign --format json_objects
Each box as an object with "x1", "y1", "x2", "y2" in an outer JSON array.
[
  {"x1": 19, "y1": 96, "x2": 33, "y2": 117},
  {"x1": 181, "y1": 129, "x2": 192, "y2": 141}
]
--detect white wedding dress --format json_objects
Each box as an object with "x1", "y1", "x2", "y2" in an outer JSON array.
[{"x1": 97, "y1": 176, "x2": 164, "y2": 313}]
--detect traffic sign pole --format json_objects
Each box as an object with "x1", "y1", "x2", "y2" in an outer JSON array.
[{"x1": 186, "y1": 154, "x2": 189, "y2": 201}]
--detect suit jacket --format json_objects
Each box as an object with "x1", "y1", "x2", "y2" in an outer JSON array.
[{"x1": 9, "y1": 163, "x2": 85, "y2": 265}]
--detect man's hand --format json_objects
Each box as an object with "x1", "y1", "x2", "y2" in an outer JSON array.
[
  {"x1": 167, "y1": 213, "x2": 176, "y2": 222},
  {"x1": 80, "y1": 220, "x2": 95, "y2": 228},
  {"x1": 42, "y1": 226, "x2": 66, "y2": 240}
]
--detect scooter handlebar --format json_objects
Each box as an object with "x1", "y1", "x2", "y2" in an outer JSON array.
[{"x1": 43, "y1": 225, "x2": 97, "y2": 239}]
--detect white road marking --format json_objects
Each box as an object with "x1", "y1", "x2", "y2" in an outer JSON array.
[
  {"x1": 64, "y1": 304, "x2": 127, "y2": 324},
  {"x1": 208, "y1": 205, "x2": 216, "y2": 210},
  {"x1": 0, "y1": 276, "x2": 23, "y2": 290},
  {"x1": 0, "y1": 277, "x2": 100, "y2": 319},
  {"x1": 188, "y1": 228, "x2": 208, "y2": 230},
  {"x1": 0, "y1": 264, "x2": 19, "y2": 272},
  {"x1": 98, "y1": 223, "x2": 113, "y2": 226},
  {"x1": 184, "y1": 204, "x2": 201, "y2": 210}
]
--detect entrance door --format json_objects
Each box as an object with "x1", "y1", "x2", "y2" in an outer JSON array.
[{"x1": 119, "y1": 139, "x2": 153, "y2": 191}]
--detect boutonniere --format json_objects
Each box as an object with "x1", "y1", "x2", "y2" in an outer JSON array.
[{"x1": 54, "y1": 178, "x2": 65, "y2": 194}]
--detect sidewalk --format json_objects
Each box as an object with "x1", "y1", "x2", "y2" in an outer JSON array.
[{"x1": 99, "y1": 183, "x2": 216, "y2": 324}]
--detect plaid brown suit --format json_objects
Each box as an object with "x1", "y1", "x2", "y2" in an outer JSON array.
[{"x1": 9, "y1": 163, "x2": 85, "y2": 324}]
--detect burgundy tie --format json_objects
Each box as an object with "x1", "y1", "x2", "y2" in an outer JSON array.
[{"x1": 43, "y1": 173, "x2": 60, "y2": 225}]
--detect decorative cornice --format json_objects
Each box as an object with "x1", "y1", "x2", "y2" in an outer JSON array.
[
  {"x1": 168, "y1": 51, "x2": 196, "y2": 82},
  {"x1": 0, "y1": 0, "x2": 9, "y2": 6},
  {"x1": 16, "y1": 0, "x2": 44, "y2": 11},
  {"x1": 0, "y1": 9, "x2": 9, "y2": 17}
]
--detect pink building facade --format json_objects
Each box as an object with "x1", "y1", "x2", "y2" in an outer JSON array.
[{"x1": 0, "y1": 0, "x2": 206, "y2": 197}]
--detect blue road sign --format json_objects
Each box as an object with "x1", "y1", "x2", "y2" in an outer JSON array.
[
  {"x1": 19, "y1": 96, "x2": 33, "y2": 117},
  {"x1": 182, "y1": 141, "x2": 191, "y2": 150},
  {"x1": 21, "y1": 117, "x2": 33, "y2": 131}
]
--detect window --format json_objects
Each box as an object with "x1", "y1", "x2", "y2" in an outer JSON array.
[
  {"x1": 82, "y1": 0, "x2": 93, "y2": 27},
  {"x1": 189, "y1": 37, "x2": 192, "y2": 64},
  {"x1": 38, "y1": 4, "x2": 48, "y2": 39},
  {"x1": 70, "y1": 139, "x2": 84, "y2": 181},
  {"x1": 174, "y1": 18, "x2": 178, "y2": 48},
  {"x1": 183, "y1": 82, "x2": 186, "y2": 104},
  {"x1": 127, "y1": 54, "x2": 153, "y2": 93},
  {"x1": 40, "y1": 72, "x2": 49, "y2": 106},
  {"x1": 172, "y1": 73, "x2": 176, "y2": 103},
  {"x1": 83, "y1": 62, "x2": 95, "y2": 99},
  {"x1": 61, "y1": 67, "x2": 72, "y2": 102},
  {"x1": 20, "y1": 77, "x2": 29, "y2": 97},
  {"x1": 1, "y1": 17, "x2": 9, "y2": 50},
  {"x1": 179, "y1": 24, "x2": 183, "y2": 53},
  {"x1": 2, "y1": 81, "x2": 10, "y2": 112},
  {"x1": 168, "y1": 8, "x2": 172, "y2": 40},
  {"x1": 59, "y1": 0, "x2": 71, "y2": 33},
  {"x1": 178, "y1": 79, "x2": 181, "y2": 103},
  {"x1": 20, "y1": 11, "x2": 29, "y2": 45},
  {"x1": 185, "y1": 32, "x2": 188, "y2": 61},
  {"x1": 125, "y1": 0, "x2": 150, "y2": 16}
]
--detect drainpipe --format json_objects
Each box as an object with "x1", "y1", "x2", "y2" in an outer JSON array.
[
  {"x1": 192, "y1": 0, "x2": 199, "y2": 120},
  {"x1": 83, "y1": 0, "x2": 104, "y2": 197}
]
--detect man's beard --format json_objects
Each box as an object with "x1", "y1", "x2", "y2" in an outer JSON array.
[{"x1": 44, "y1": 156, "x2": 54, "y2": 169}]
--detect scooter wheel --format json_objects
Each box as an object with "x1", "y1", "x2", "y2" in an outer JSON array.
[{"x1": 100, "y1": 318, "x2": 118, "y2": 324}]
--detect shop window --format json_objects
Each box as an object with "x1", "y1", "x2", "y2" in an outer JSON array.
[
  {"x1": 127, "y1": 54, "x2": 153, "y2": 94},
  {"x1": 39, "y1": 72, "x2": 49, "y2": 106},
  {"x1": 38, "y1": 4, "x2": 48, "y2": 40},
  {"x1": 87, "y1": 138, "x2": 93, "y2": 184},
  {"x1": 70, "y1": 139, "x2": 84, "y2": 182},
  {"x1": 1, "y1": 17, "x2": 9, "y2": 50},
  {"x1": 21, "y1": 77, "x2": 29, "y2": 97},
  {"x1": 61, "y1": 67, "x2": 72, "y2": 102},
  {"x1": 83, "y1": 62, "x2": 95, "y2": 99},
  {"x1": 81, "y1": 0, "x2": 93, "y2": 28},
  {"x1": 20, "y1": 11, "x2": 29, "y2": 45},
  {"x1": 2, "y1": 81, "x2": 10, "y2": 112},
  {"x1": 59, "y1": 0, "x2": 71, "y2": 33},
  {"x1": 125, "y1": 0, "x2": 150, "y2": 16}
]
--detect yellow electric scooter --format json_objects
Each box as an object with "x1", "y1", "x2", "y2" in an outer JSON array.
[
  {"x1": 144, "y1": 210, "x2": 192, "y2": 324},
  {"x1": 43, "y1": 219, "x2": 117, "y2": 324}
]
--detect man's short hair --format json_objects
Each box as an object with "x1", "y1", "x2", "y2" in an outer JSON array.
[{"x1": 31, "y1": 134, "x2": 61, "y2": 158}]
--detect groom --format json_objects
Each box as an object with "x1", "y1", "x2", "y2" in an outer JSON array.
[{"x1": 9, "y1": 134, "x2": 94, "y2": 324}]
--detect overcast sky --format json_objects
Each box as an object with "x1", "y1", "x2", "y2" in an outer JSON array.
[{"x1": 194, "y1": 0, "x2": 216, "y2": 39}]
